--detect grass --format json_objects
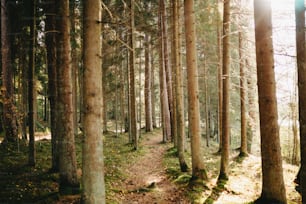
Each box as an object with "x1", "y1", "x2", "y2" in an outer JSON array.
[{"x1": 0, "y1": 130, "x2": 145, "y2": 203}]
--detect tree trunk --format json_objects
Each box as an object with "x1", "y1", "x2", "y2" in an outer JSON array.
[
  {"x1": 70, "y1": 0, "x2": 79, "y2": 138},
  {"x1": 254, "y1": 0, "x2": 287, "y2": 203},
  {"x1": 239, "y1": 30, "x2": 248, "y2": 157},
  {"x1": 219, "y1": 0, "x2": 231, "y2": 181},
  {"x1": 174, "y1": 0, "x2": 188, "y2": 172},
  {"x1": 28, "y1": 0, "x2": 36, "y2": 167},
  {"x1": 295, "y1": 0, "x2": 306, "y2": 201},
  {"x1": 1, "y1": 0, "x2": 18, "y2": 144},
  {"x1": 217, "y1": 2, "x2": 223, "y2": 153},
  {"x1": 57, "y1": 0, "x2": 80, "y2": 194},
  {"x1": 45, "y1": 0, "x2": 59, "y2": 172},
  {"x1": 184, "y1": 0, "x2": 207, "y2": 181},
  {"x1": 130, "y1": 0, "x2": 138, "y2": 150},
  {"x1": 158, "y1": 4, "x2": 171, "y2": 142},
  {"x1": 81, "y1": 1, "x2": 105, "y2": 202},
  {"x1": 144, "y1": 34, "x2": 153, "y2": 132},
  {"x1": 161, "y1": 0, "x2": 173, "y2": 141},
  {"x1": 151, "y1": 49, "x2": 157, "y2": 128}
]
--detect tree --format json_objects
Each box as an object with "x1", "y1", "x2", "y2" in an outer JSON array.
[
  {"x1": 238, "y1": 1, "x2": 248, "y2": 156},
  {"x1": 56, "y1": 0, "x2": 80, "y2": 194},
  {"x1": 144, "y1": 34, "x2": 153, "y2": 132},
  {"x1": 44, "y1": 0, "x2": 59, "y2": 171},
  {"x1": 158, "y1": 0, "x2": 171, "y2": 142},
  {"x1": 1, "y1": 0, "x2": 18, "y2": 144},
  {"x1": 129, "y1": 0, "x2": 138, "y2": 150},
  {"x1": 28, "y1": 0, "x2": 36, "y2": 167},
  {"x1": 161, "y1": 0, "x2": 173, "y2": 140},
  {"x1": 254, "y1": 0, "x2": 287, "y2": 203},
  {"x1": 219, "y1": 0, "x2": 231, "y2": 181},
  {"x1": 295, "y1": 0, "x2": 306, "y2": 201},
  {"x1": 184, "y1": 0, "x2": 207, "y2": 181},
  {"x1": 81, "y1": 1, "x2": 105, "y2": 202},
  {"x1": 173, "y1": 0, "x2": 188, "y2": 172}
]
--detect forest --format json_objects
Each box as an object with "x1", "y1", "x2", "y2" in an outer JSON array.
[{"x1": 0, "y1": 0, "x2": 305, "y2": 203}]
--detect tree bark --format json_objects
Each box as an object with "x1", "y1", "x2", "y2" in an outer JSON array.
[
  {"x1": 144, "y1": 34, "x2": 153, "y2": 132},
  {"x1": 1, "y1": 0, "x2": 18, "y2": 144},
  {"x1": 161, "y1": 0, "x2": 173, "y2": 141},
  {"x1": 254, "y1": 0, "x2": 287, "y2": 203},
  {"x1": 219, "y1": 0, "x2": 231, "y2": 181},
  {"x1": 81, "y1": 1, "x2": 106, "y2": 202},
  {"x1": 57, "y1": 0, "x2": 80, "y2": 194},
  {"x1": 28, "y1": 0, "x2": 36, "y2": 167},
  {"x1": 174, "y1": 0, "x2": 188, "y2": 172},
  {"x1": 184, "y1": 0, "x2": 207, "y2": 181},
  {"x1": 295, "y1": 0, "x2": 306, "y2": 201},
  {"x1": 158, "y1": 3, "x2": 171, "y2": 142},
  {"x1": 239, "y1": 30, "x2": 248, "y2": 157},
  {"x1": 130, "y1": 0, "x2": 138, "y2": 149}
]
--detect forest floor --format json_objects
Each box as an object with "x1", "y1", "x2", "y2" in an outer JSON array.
[{"x1": 0, "y1": 128, "x2": 302, "y2": 203}]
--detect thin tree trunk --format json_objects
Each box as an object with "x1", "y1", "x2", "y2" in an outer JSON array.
[
  {"x1": 217, "y1": 2, "x2": 223, "y2": 153},
  {"x1": 219, "y1": 0, "x2": 231, "y2": 181},
  {"x1": 151, "y1": 49, "x2": 157, "y2": 128},
  {"x1": 158, "y1": 3, "x2": 171, "y2": 142},
  {"x1": 295, "y1": 0, "x2": 306, "y2": 201},
  {"x1": 174, "y1": 0, "x2": 188, "y2": 172},
  {"x1": 254, "y1": 0, "x2": 287, "y2": 202},
  {"x1": 28, "y1": 0, "x2": 36, "y2": 167},
  {"x1": 239, "y1": 30, "x2": 248, "y2": 157},
  {"x1": 130, "y1": 0, "x2": 138, "y2": 149},
  {"x1": 184, "y1": 0, "x2": 207, "y2": 181},
  {"x1": 145, "y1": 34, "x2": 153, "y2": 132},
  {"x1": 161, "y1": 0, "x2": 173, "y2": 141},
  {"x1": 70, "y1": 0, "x2": 79, "y2": 138},
  {"x1": 45, "y1": 0, "x2": 59, "y2": 171},
  {"x1": 81, "y1": 1, "x2": 105, "y2": 202}
]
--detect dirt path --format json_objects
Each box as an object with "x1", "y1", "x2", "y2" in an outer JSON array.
[{"x1": 118, "y1": 131, "x2": 189, "y2": 204}]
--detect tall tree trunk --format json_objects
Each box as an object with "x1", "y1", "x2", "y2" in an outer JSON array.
[
  {"x1": 1, "y1": 0, "x2": 18, "y2": 144},
  {"x1": 57, "y1": 0, "x2": 80, "y2": 194},
  {"x1": 28, "y1": 0, "x2": 36, "y2": 166},
  {"x1": 145, "y1": 34, "x2": 153, "y2": 132},
  {"x1": 295, "y1": 0, "x2": 306, "y2": 201},
  {"x1": 158, "y1": 4, "x2": 171, "y2": 142},
  {"x1": 219, "y1": 0, "x2": 231, "y2": 181},
  {"x1": 217, "y1": 2, "x2": 223, "y2": 153},
  {"x1": 161, "y1": 0, "x2": 173, "y2": 141},
  {"x1": 184, "y1": 0, "x2": 207, "y2": 181},
  {"x1": 174, "y1": 0, "x2": 188, "y2": 172},
  {"x1": 130, "y1": 0, "x2": 138, "y2": 149},
  {"x1": 239, "y1": 30, "x2": 248, "y2": 157},
  {"x1": 151, "y1": 49, "x2": 157, "y2": 128},
  {"x1": 254, "y1": 0, "x2": 287, "y2": 203},
  {"x1": 45, "y1": 0, "x2": 59, "y2": 171},
  {"x1": 70, "y1": 0, "x2": 79, "y2": 138},
  {"x1": 246, "y1": 58, "x2": 257, "y2": 153},
  {"x1": 81, "y1": 1, "x2": 105, "y2": 202}
]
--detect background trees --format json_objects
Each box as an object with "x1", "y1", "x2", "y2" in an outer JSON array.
[{"x1": 0, "y1": 0, "x2": 303, "y2": 203}]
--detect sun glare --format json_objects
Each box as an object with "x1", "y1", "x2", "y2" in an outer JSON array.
[{"x1": 271, "y1": 0, "x2": 294, "y2": 12}]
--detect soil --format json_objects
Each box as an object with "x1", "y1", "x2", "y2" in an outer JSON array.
[{"x1": 115, "y1": 132, "x2": 190, "y2": 204}]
